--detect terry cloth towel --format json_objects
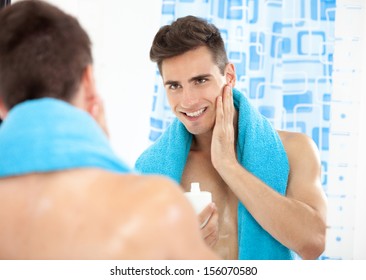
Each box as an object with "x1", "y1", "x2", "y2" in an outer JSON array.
[
  {"x1": 135, "y1": 88, "x2": 294, "y2": 260},
  {"x1": 0, "y1": 98, "x2": 130, "y2": 177}
]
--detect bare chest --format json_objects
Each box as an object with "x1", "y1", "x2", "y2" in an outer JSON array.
[{"x1": 181, "y1": 152, "x2": 238, "y2": 259}]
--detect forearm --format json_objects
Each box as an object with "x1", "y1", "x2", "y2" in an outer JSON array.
[{"x1": 218, "y1": 162, "x2": 326, "y2": 259}]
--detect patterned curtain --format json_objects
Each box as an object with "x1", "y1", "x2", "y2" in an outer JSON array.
[{"x1": 149, "y1": 0, "x2": 341, "y2": 259}]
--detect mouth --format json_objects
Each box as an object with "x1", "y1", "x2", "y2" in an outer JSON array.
[{"x1": 181, "y1": 107, "x2": 207, "y2": 119}]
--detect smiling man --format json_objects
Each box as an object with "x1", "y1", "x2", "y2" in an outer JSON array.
[{"x1": 135, "y1": 15, "x2": 327, "y2": 260}]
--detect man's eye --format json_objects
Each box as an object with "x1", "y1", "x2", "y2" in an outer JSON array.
[
  {"x1": 169, "y1": 84, "x2": 180, "y2": 90},
  {"x1": 196, "y1": 78, "x2": 207, "y2": 84}
]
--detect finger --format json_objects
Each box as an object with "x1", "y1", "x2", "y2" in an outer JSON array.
[
  {"x1": 204, "y1": 232, "x2": 218, "y2": 247},
  {"x1": 200, "y1": 207, "x2": 219, "y2": 237},
  {"x1": 224, "y1": 85, "x2": 234, "y2": 124},
  {"x1": 202, "y1": 214, "x2": 219, "y2": 247},
  {"x1": 90, "y1": 98, "x2": 103, "y2": 118},
  {"x1": 90, "y1": 98, "x2": 109, "y2": 137},
  {"x1": 215, "y1": 94, "x2": 224, "y2": 127},
  {"x1": 198, "y1": 203, "x2": 216, "y2": 225}
]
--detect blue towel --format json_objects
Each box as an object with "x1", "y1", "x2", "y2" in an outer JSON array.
[
  {"x1": 0, "y1": 98, "x2": 130, "y2": 177},
  {"x1": 136, "y1": 88, "x2": 294, "y2": 260}
]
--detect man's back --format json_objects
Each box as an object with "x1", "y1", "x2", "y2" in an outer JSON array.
[{"x1": 0, "y1": 168, "x2": 216, "y2": 259}]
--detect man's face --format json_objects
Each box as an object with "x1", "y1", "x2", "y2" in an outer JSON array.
[{"x1": 161, "y1": 46, "x2": 230, "y2": 136}]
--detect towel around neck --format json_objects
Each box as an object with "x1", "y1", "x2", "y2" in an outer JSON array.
[{"x1": 0, "y1": 98, "x2": 130, "y2": 177}]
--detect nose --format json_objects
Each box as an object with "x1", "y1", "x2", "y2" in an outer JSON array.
[{"x1": 180, "y1": 87, "x2": 198, "y2": 109}]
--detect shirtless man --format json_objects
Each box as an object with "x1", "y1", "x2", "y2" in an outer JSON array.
[
  {"x1": 0, "y1": 1, "x2": 217, "y2": 259},
  {"x1": 136, "y1": 16, "x2": 327, "y2": 260}
]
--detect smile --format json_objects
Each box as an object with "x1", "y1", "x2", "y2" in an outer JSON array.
[{"x1": 184, "y1": 107, "x2": 207, "y2": 118}]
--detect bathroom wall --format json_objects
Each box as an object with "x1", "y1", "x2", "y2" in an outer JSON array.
[{"x1": 326, "y1": 0, "x2": 366, "y2": 259}]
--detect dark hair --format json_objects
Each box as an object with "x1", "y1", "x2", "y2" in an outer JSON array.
[
  {"x1": 0, "y1": 0, "x2": 11, "y2": 10},
  {"x1": 0, "y1": 0, "x2": 92, "y2": 109},
  {"x1": 150, "y1": 15, "x2": 228, "y2": 75}
]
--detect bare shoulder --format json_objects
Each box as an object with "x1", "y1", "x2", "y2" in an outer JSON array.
[
  {"x1": 91, "y1": 172, "x2": 212, "y2": 259},
  {"x1": 276, "y1": 130, "x2": 324, "y2": 203},
  {"x1": 0, "y1": 170, "x2": 215, "y2": 259},
  {"x1": 96, "y1": 172, "x2": 186, "y2": 210},
  {"x1": 276, "y1": 130, "x2": 322, "y2": 192},
  {"x1": 277, "y1": 130, "x2": 320, "y2": 165},
  {"x1": 277, "y1": 130, "x2": 316, "y2": 149},
  {"x1": 106, "y1": 173, "x2": 201, "y2": 232}
]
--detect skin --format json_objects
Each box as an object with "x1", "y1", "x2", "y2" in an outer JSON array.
[
  {"x1": 0, "y1": 65, "x2": 218, "y2": 260},
  {"x1": 161, "y1": 45, "x2": 327, "y2": 260},
  {"x1": 0, "y1": 170, "x2": 218, "y2": 259}
]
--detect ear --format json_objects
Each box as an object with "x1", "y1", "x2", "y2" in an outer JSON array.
[
  {"x1": 78, "y1": 64, "x2": 99, "y2": 114},
  {"x1": 0, "y1": 98, "x2": 8, "y2": 119},
  {"x1": 224, "y1": 63, "x2": 236, "y2": 87},
  {"x1": 78, "y1": 65, "x2": 109, "y2": 136}
]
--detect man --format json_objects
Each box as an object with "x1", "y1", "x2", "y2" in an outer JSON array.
[
  {"x1": 136, "y1": 16, "x2": 327, "y2": 260},
  {"x1": 0, "y1": 1, "x2": 217, "y2": 259}
]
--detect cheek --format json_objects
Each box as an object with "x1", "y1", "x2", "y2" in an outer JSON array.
[
  {"x1": 166, "y1": 94, "x2": 182, "y2": 113},
  {"x1": 202, "y1": 84, "x2": 223, "y2": 102},
  {"x1": 166, "y1": 93, "x2": 176, "y2": 106}
]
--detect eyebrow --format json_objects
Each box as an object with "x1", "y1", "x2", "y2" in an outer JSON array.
[
  {"x1": 164, "y1": 80, "x2": 178, "y2": 86},
  {"x1": 188, "y1": 74, "x2": 212, "y2": 83},
  {"x1": 164, "y1": 74, "x2": 212, "y2": 86}
]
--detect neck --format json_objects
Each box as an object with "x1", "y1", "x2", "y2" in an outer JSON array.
[{"x1": 191, "y1": 131, "x2": 213, "y2": 154}]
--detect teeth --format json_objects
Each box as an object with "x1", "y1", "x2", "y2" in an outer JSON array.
[{"x1": 186, "y1": 108, "x2": 205, "y2": 117}]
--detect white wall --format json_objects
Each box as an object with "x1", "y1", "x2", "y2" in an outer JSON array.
[
  {"x1": 353, "y1": 0, "x2": 366, "y2": 259},
  {"x1": 331, "y1": 0, "x2": 366, "y2": 259},
  {"x1": 92, "y1": 0, "x2": 163, "y2": 167},
  {"x1": 15, "y1": 0, "x2": 162, "y2": 167}
]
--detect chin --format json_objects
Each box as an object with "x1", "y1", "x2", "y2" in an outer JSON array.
[
  {"x1": 178, "y1": 115, "x2": 215, "y2": 136},
  {"x1": 185, "y1": 125, "x2": 212, "y2": 136}
]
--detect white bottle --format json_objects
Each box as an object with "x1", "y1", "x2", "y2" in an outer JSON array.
[{"x1": 184, "y1": 182, "x2": 212, "y2": 214}]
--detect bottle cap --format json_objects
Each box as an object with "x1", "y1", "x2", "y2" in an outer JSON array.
[
  {"x1": 190, "y1": 182, "x2": 200, "y2": 193},
  {"x1": 185, "y1": 182, "x2": 212, "y2": 214}
]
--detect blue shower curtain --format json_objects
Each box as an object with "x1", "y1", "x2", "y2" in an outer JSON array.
[{"x1": 149, "y1": 0, "x2": 336, "y2": 259}]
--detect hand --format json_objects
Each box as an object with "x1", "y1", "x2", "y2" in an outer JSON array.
[
  {"x1": 199, "y1": 203, "x2": 219, "y2": 247},
  {"x1": 211, "y1": 85, "x2": 237, "y2": 173},
  {"x1": 90, "y1": 95, "x2": 109, "y2": 137}
]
